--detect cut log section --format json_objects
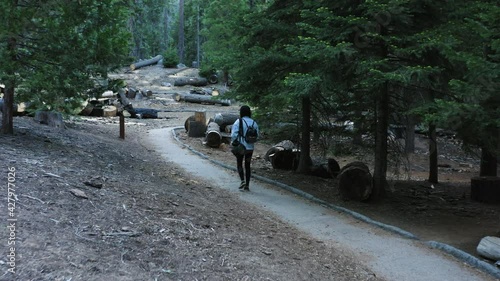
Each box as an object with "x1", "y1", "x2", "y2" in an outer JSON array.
[
  {"x1": 214, "y1": 113, "x2": 239, "y2": 131},
  {"x1": 205, "y1": 122, "x2": 222, "y2": 148},
  {"x1": 174, "y1": 93, "x2": 231, "y2": 106},
  {"x1": 477, "y1": 236, "x2": 500, "y2": 261},
  {"x1": 173, "y1": 77, "x2": 209, "y2": 87},
  {"x1": 102, "y1": 105, "x2": 117, "y2": 117},
  {"x1": 188, "y1": 121, "x2": 206, "y2": 138},
  {"x1": 338, "y1": 162, "x2": 373, "y2": 201},
  {"x1": 471, "y1": 176, "x2": 500, "y2": 204},
  {"x1": 130, "y1": 55, "x2": 163, "y2": 71},
  {"x1": 265, "y1": 140, "x2": 300, "y2": 170},
  {"x1": 184, "y1": 115, "x2": 195, "y2": 132}
]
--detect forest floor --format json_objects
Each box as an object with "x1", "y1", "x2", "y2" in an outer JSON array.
[{"x1": 0, "y1": 64, "x2": 498, "y2": 280}]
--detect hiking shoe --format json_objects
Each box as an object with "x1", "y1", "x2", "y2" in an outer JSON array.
[
  {"x1": 239, "y1": 181, "x2": 245, "y2": 189},
  {"x1": 244, "y1": 184, "x2": 249, "y2": 191}
]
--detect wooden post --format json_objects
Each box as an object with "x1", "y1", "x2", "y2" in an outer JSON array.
[{"x1": 119, "y1": 114, "x2": 125, "y2": 139}]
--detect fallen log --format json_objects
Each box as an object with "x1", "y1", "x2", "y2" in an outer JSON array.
[
  {"x1": 338, "y1": 162, "x2": 373, "y2": 201},
  {"x1": 310, "y1": 158, "x2": 341, "y2": 179},
  {"x1": 265, "y1": 140, "x2": 300, "y2": 170},
  {"x1": 214, "y1": 113, "x2": 239, "y2": 131},
  {"x1": 471, "y1": 176, "x2": 500, "y2": 204},
  {"x1": 205, "y1": 122, "x2": 222, "y2": 148},
  {"x1": 130, "y1": 55, "x2": 162, "y2": 71},
  {"x1": 174, "y1": 77, "x2": 208, "y2": 87},
  {"x1": 174, "y1": 93, "x2": 231, "y2": 106},
  {"x1": 477, "y1": 236, "x2": 500, "y2": 261}
]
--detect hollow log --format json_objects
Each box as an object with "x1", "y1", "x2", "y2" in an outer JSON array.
[
  {"x1": 205, "y1": 122, "x2": 222, "y2": 148},
  {"x1": 173, "y1": 77, "x2": 208, "y2": 87},
  {"x1": 214, "y1": 113, "x2": 239, "y2": 131},
  {"x1": 477, "y1": 236, "x2": 500, "y2": 261},
  {"x1": 338, "y1": 162, "x2": 373, "y2": 201},
  {"x1": 130, "y1": 55, "x2": 163, "y2": 71},
  {"x1": 471, "y1": 176, "x2": 500, "y2": 203},
  {"x1": 174, "y1": 93, "x2": 231, "y2": 106}
]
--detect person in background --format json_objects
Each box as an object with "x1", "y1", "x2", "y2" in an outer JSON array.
[{"x1": 231, "y1": 105, "x2": 259, "y2": 191}]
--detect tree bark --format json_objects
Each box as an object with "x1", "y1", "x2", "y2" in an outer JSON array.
[
  {"x1": 130, "y1": 55, "x2": 163, "y2": 70},
  {"x1": 428, "y1": 123, "x2": 439, "y2": 183},
  {"x1": 373, "y1": 82, "x2": 389, "y2": 199},
  {"x1": 2, "y1": 35, "x2": 17, "y2": 134},
  {"x1": 205, "y1": 122, "x2": 221, "y2": 148},
  {"x1": 405, "y1": 114, "x2": 416, "y2": 154},
  {"x1": 480, "y1": 146, "x2": 497, "y2": 177},
  {"x1": 338, "y1": 162, "x2": 373, "y2": 201},
  {"x1": 297, "y1": 95, "x2": 312, "y2": 173},
  {"x1": 214, "y1": 113, "x2": 239, "y2": 131},
  {"x1": 471, "y1": 176, "x2": 500, "y2": 203},
  {"x1": 173, "y1": 77, "x2": 208, "y2": 87},
  {"x1": 178, "y1": 0, "x2": 185, "y2": 64},
  {"x1": 174, "y1": 93, "x2": 231, "y2": 106},
  {"x1": 477, "y1": 236, "x2": 500, "y2": 261}
]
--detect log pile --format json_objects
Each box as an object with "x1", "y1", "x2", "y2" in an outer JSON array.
[{"x1": 337, "y1": 161, "x2": 373, "y2": 201}]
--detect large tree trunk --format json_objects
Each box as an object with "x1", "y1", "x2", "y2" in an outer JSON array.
[
  {"x1": 178, "y1": 0, "x2": 185, "y2": 64},
  {"x1": 405, "y1": 114, "x2": 416, "y2": 154},
  {"x1": 130, "y1": 55, "x2": 162, "y2": 71},
  {"x1": 174, "y1": 93, "x2": 231, "y2": 106},
  {"x1": 428, "y1": 123, "x2": 439, "y2": 183},
  {"x1": 2, "y1": 36, "x2": 17, "y2": 135},
  {"x1": 480, "y1": 146, "x2": 498, "y2": 177},
  {"x1": 297, "y1": 95, "x2": 312, "y2": 173},
  {"x1": 373, "y1": 82, "x2": 389, "y2": 199}
]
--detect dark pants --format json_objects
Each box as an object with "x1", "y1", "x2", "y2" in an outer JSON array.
[{"x1": 236, "y1": 150, "x2": 253, "y2": 185}]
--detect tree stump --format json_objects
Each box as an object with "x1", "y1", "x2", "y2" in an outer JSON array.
[
  {"x1": 338, "y1": 162, "x2": 373, "y2": 201},
  {"x1": 205, "y1": 122, "x2": 222, "y2": 148},
  {"x1": 188, "y1": 121, "x2": 205, "y2": 138},
  {"x1": 477, "y1": 236, "x2": 500, "y2": 261},
  {"x1": 102, "y1": 105, "x2": 117, "y2": 117},
  {"x1": 471, "y1": 176, "x2": 500, "y2": 204}
]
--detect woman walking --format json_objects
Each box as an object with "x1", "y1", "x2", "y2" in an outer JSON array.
[{"x1": 231, "y1": 105, "x2": 259, "y2": 191}]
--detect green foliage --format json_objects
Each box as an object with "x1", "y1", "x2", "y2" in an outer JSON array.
[
  {"x1": 162, "y1": 48, "x2": 179, "y2": 68},
  {"x1": 0, "y1": 0, "x2": 131, "y2": 115}
]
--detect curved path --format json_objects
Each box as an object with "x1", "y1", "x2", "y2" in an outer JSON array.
[{"x1": 147, "y1": 127, "x2": 499, "y2": 281}]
